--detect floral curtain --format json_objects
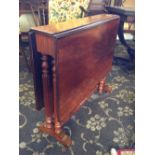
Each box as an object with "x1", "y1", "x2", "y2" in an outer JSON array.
[{"x1": 48, "y1": 0, "x2": 90, "y2": 24}]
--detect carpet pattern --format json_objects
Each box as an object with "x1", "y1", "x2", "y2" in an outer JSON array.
[{"x1": 19, "y1": 42, "x2": 135, "y2": 155}]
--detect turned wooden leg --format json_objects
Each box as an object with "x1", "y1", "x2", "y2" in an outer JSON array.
[
  {"x1": 38, "y1": 58, "x2": 72, "y2": 148},
  {"x1": 41, "y1": 55, "x2": 53, "y2": 128},
  {"x1": 51, "y1": 58, "x2": 72, "y2": 146},
  {"x1": 51, "y1": 59, "x2": 62, "y2": 134},
  {"x1": 38, "y1": 123, "x2": 72, "y2": 147},
  {"x1": 98, "y1": 78, "x2": 112, "y2": 94},
  {"x1": 98, "y1": 79, "x2": 105, "y2": 94},
  {"x1": 38, "y1": 56, "x2": 72, "y2": 147}
]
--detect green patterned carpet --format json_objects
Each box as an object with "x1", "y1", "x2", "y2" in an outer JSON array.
[{"x1": 19, "y1": 42, "x2": 135, "y2": 155}]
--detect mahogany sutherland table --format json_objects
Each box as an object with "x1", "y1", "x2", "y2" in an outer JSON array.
[{"x1": 29, "y1": 14, "x2": 120, "y2": 147}]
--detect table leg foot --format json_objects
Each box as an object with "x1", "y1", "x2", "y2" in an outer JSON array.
[
  {"x1": 98, "y1": 79, "x2": 112, "y2": 94},
  {"x1": 102, "y1": 84, "x2": 112, "y2": 93},
  {"x1": 38, "y1": 122, "x2": 72, "y2": 148}
]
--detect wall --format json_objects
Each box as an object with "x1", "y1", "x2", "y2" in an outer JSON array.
[{"x1": 123, "y1": 0, "x2": 135, "y2": 7}]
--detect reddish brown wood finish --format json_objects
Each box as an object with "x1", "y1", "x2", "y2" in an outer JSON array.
[
  {"x1": 32, "y1": 14, "x2": 118, "y2": 35},
  {"x1": 52, "y1": 59, "x2": 61, "y2": 134},
  {"x1": 57, "y1": 20, "x2": 118, "y2": 124},
  {"x1": 36, "y1": 33, "x2": 55, "y2": 55},
  {"x1": 39, "y1": 122, "x2": 72, "y2": 147},
  {"x1": 98, "y1": 78, "x2": 112, "y2": 94},
  {"x1": 30, "y1": 14, "x2": 120, "y2": 147},
  {"x1": 98, "y1": 79, "x2": 105, "y2": 94},
  {"x1": 41, "y1": 55, "x2": 53, "y2": 128}
]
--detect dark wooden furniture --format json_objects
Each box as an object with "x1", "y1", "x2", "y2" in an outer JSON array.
[
  {"x1": 19, "y1": 0, "x2": 48, "y2": 72},
  {"x1": 29, "y1": 14, "x2": 119, "y2": 147},
  {"x1": 80, "y1": 0, "x2": 125, "y2": 17},
  {"x1": 88, "y1": 0, "x2": 111, "y2": 13},
  {"x1": 106, "y1": 6, "x2": 135, "y2": 60},
  {"x1": 80, "y1": 0, "x2": 111, "y2": 17}
]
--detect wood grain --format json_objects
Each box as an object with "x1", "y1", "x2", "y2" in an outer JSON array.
[
  {"x1": 31, "y1": 14, "x2": 119, "y2": 37},
  {"x1": 36, "y1": 33, "x2": 55, "y2": 55},
  {"x1": 57, "y1": 19, "x2": 119, "y2": 123}
]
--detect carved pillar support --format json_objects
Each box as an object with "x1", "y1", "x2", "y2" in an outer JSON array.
[
  {"x1": 41, "y1": 55, "x2": 52, "y2": 128},
  {"x1": 52, "y1": 59, "x2": 61, "y2": 134},
  {"x1": 39, "y1": 56, "x2": 72, "y2": 148}
]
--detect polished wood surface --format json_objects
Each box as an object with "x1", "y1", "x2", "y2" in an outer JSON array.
[
  {"x1": 35, "y1": 33, "x2": 55, "y2": 55},
  {"x1": 41, "y1": 55, "x2": 53, "y2": 128},
  {"x1": 29, "y1": 14, "x2": 119, "y2": 147},
  {"x1": 57, "y1": 20, "x2": 119, "y2": 124},
  {"x1": 31, "y1": 14, "x2": 119, "y2": 36}
]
